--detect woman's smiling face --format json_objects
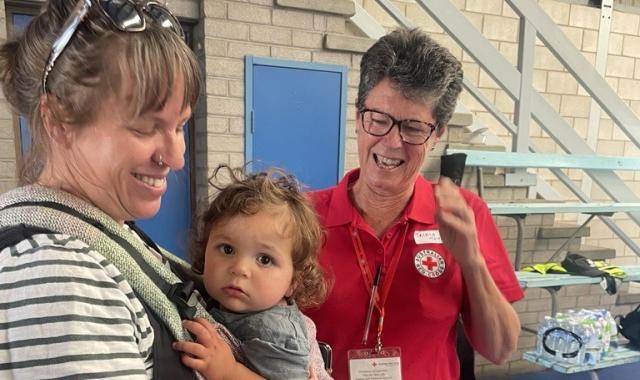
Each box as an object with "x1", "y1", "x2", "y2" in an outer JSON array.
[
  {"x1": 60, "y1": 77, "x2": 191, "y2": 223},
  {"x1": 356, "y1": 78, "x2": 439, "y2": 197}
]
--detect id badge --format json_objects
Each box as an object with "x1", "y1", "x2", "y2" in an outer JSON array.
[{"x1": 348, "y1": 347, "x2": 402, "y2": 380}]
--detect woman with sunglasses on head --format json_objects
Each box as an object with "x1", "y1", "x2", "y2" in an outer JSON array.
[
  {"x1": 305, "y1": 28, "x2": 524, "y2": 380},
  {"x1": 0, "y1": 1, "x2": 273, "y2": 379}
]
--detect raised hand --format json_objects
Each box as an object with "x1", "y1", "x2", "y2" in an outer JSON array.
[{"x1": 434, "y1": 176, "x2": 481, "y2": 270}]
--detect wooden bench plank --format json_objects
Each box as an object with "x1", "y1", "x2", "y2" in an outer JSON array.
[
  {"x1": 446, "y1": 149, "x2": 640, "y2": 171},
  {"x1": 488, "y1": 202, "x2": 640, "y2": 215}
]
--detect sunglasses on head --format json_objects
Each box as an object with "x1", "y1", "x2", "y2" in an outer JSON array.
[{"x1": 42, "y1": 0, "x2": 184, "y2": 94}]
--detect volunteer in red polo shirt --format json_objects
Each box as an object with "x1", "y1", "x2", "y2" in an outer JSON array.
[{"x1": 305, "y1": 28, "x2": 524, "y2": 380}]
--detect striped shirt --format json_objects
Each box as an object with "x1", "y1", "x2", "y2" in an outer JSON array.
[{"x1": 0, "y1": 233, "x2": 154, "y2": 379}]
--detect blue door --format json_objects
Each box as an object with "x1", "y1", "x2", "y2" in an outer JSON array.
[
  {"x1": 10, "y1": 12, "x2": 33, "y2": 35},
  {"x1": 10, "y1": 11, "x2": 34, "y2": 156},
  {"x1": 136, "y1": 125, "x2": 193, "y2": 257},
  {"x1": 245, "y1": 56, "x2": 347, "y2": 190},
  {"x1": 136, "y1": 25, "x2": 196, "y2": 258}
]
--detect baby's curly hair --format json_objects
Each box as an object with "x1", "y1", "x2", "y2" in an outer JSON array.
[{"x1": 191, "y1": 164, "x2": 329, "y2": 308}]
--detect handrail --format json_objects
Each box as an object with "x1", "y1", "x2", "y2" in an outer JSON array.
[
  {"x1": 446, "y1": 150, "x2": 640, "y2": 171},
  {"x1": 488, "y1": 202, "x2": 640, "y2": 216},
  {"x1": 507, "y1": 0, "x2": 640, "y2": 148}
]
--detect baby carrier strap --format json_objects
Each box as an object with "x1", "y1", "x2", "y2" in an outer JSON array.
[
  {"x1": 0, "y1": 199, "x2": 205, "y2": 379},
  {"x1": 125, "y1": 220, "x2": 200, "y2": 320},
  {"x1": 0, "y1": 192, "x2": 241, "y2": 350},
  {"x1": 0, "y1": 223, "x2": 54, "y2": 249},
  {"x1": 2, "y1": 200, "x2": 200, "y2": 320}
]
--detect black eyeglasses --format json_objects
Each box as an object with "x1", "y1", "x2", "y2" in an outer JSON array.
[
  {"x1": 359, "y1": 108, "x2": 439, "y2": 145},
  {"x1": 42, "y1": 0, "x2": 184, "y2": 94}
]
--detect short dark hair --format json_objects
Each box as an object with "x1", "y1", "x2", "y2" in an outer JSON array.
[
  {"x1": 356, "y1": 28, "x2": 463, "y2": 131},
  {"x1": 191, "y1": 165, "x2": 329, "y2": 308}
]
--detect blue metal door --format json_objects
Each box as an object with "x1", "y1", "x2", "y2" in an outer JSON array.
[
  {"x1": 136, "y1": 124, "x2": 192, "y2": 258},
  {"x1": 245, "y1": 56, "x2": 347, "y2": 190},
  {"x1": 136, "y1": 25, "x2": 196, "y2": 259},
  {"x1": 11, "y1": 10, "x2": 34, "y2": 157}
]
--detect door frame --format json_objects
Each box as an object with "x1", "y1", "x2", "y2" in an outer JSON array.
[
  {"x1": 5, "y1": 1, "x2": 40, "y2": 171},
  {"x1": 244, "y1": 56, "x2": 348, "y2": 182}
]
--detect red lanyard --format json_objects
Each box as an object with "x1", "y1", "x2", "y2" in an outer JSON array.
[{"x1": 350, "y1": 222, "x2": 409, "y2": 348}]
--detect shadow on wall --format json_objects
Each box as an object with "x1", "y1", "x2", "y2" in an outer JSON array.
[{"x1": 481, "y1": 361, "x2": 640, "y2": 380}]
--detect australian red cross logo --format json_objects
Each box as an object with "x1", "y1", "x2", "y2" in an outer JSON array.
[{"x1": 414, "y1": 250, "x2": 445, "y2": 278}]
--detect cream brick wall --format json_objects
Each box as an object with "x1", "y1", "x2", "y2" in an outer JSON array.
[{"x1": 200, "y1": 0, "x2": 359, "y2": 203}]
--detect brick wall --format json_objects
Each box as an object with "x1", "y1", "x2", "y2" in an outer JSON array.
[{"x1": 198, "y1": 0, "x2": 360, "y2": 206}]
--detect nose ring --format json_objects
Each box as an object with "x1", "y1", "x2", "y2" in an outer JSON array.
[{"x1": 155, "y1": 154, "x2": 164, "y2": 167}]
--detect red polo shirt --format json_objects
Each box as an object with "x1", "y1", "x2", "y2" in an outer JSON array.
[{"x1": 306, "y1": 170, "x2": 523, "y2": 380}]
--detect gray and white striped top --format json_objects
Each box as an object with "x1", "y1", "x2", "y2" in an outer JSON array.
[{"x1": 0, "y1": 233, "x2": 154, "y2": 379}]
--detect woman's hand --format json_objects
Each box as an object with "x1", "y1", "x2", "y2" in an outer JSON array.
[
  {"x1": 173, "y1": 318, "x2": 238, "y2": 380},
  {"x1": 434, "y1": 177, "x2": 481, "y2": 270}
]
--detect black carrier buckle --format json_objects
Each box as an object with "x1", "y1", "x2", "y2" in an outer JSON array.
[{"x1": 167, "y1": 280, "x2": 198, "y2": 320}]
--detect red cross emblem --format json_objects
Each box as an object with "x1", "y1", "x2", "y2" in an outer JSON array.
[
  {"x1": 423, "y1": 256, "x2": 438, "y2": 271},
  {"x1": 414, "y1": 250, "x2": 445, "y2": 278}
]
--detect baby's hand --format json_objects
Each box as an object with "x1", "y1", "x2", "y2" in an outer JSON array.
[
  {"x1": 308, "y1": 365, "x2": 318, "y2": 380},
  {"x1": 173, "y1": 318, "x2": 238, "y2": 380}
]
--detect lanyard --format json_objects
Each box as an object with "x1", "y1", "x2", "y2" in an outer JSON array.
[{"x1": 350, "y1": 222, "x2": 409, "y2": 350}]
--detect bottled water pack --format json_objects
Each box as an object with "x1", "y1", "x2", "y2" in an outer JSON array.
[{"x1": 535, "y1": 309, "x2": 617, "y2": 365}]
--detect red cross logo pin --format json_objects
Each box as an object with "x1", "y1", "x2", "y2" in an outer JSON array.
[{"x1": 414, "y1": 250, "x2": 445, "y2": 278}]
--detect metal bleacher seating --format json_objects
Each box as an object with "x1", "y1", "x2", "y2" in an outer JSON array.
[{"x1": 444, "y1": 148, "x2": 640, "y2": 380}]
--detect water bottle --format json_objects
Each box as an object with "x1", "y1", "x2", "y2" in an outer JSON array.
[
  {"x1": 537, "y1": 316, "x2": 553, "y2": 356},
  {"x1": 572, "y1": 322, "x2": 588, "y2": 364},
  {"x1": 583, "y1": 324, "x2": 603, "y2": 365},
  {"x1": 566, "y1": 321, "x2": 582, "y2": 365},
  {"x1": 556, "y1": 320, "x2": 570, "y2": 362}
]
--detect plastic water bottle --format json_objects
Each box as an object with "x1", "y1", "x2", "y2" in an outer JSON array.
[
  {"x1": 572, "y1": 322, "x2": 587, "y2": 364},
  {"x1": 566, "y1": 321, "x2": 582, "y2": 365},
  {"x1": 583, "y1": 324, "x2": 603, "y2": 365},
  {"x1": 537, "y1": 316, "x2": 553, "y2": 356}
]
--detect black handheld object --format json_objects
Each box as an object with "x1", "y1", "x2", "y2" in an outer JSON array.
[
  {"x1": 440, "y1": 153, "x2": 467, "y2": 186},
  {"x1": 318, "y1": 342, "x2": 333, "y2": 373}
]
